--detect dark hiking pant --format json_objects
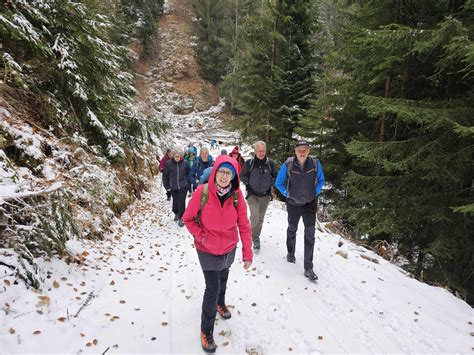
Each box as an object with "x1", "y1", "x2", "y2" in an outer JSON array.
[
  {"x1": 201, "y1": 268, "x2": 230, "y2": 336},
  {"x1": 286, "y1": 200, "x2": 317, "y2": 270},
  {"x1": 171, "y1": 187, "x2": 188, "y2": 218}
]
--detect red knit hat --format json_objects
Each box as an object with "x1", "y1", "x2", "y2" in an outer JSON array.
[{"x1": 231, "y1": 146, "x2": 240, "y2": 155}]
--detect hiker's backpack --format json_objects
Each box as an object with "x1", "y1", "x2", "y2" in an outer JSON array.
[
  {"x1": 195, "y1": 183, "x2": 239, "y2": 225},
  {"x1": 247, "y1": 157, "x2": 275, "y2": 176}
]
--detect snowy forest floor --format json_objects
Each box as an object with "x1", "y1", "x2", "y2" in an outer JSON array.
[
  {"x1": 1, "y1": 0, "x2": 473, "y2": 353},
  {"x1": 1, "y1": 177, "x2": 472, "y2": 353}
]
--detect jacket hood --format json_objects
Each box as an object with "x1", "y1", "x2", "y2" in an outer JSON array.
[{"x1": 208, "y1": 155, "x2": 240, "y2": 193}]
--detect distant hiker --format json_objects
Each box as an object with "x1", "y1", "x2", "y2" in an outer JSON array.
[
  {"x1": 182, "y1": 155, "x2": 252, "y2": 353},
  {"x1": 229, "y1": 146, "x2": 245, "y2": 173},
  {"x1": 210, "y1": 139, "x2": 217, "y2": 150},
  {"x1": 185, "y1": 146, "x2": 198, "y2": 196},
  {"x1": 190, "y1": 147, "x2": 214, "y2": 189},
  {"x1": 162, "y1": 149, "x2": 190, "y2": 227},
  {"x1": 159, "y1": 148, "x2": 172, "y2": 201},
  {"x1": 240, "y1": 141, "x2": 277, "y2": 250},
  {"x1": 275, "y1": 139, "x2": 325, "y2": 281}
]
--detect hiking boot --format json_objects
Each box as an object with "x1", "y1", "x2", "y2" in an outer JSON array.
[
  {"x1": 167, "y1": 195, "x2": 171, "y2": 201},
  {"x1": 253, "y1": 238, "x2": 260, "y2": 250},
  {"x1": 178, "y1": 218, "x2": 185, "y2": 227},
  {"x1": 216, "y1": 304, "x2": 231, "y2": 319},
  {"x1": 304, "y1": 269, "x2": 318, "y2": 281},
  {"x1": 200, "y1": 331, "x2": 217, "y2": 353},
  {"x1": 173, "y1": 213, "x2": 179, "y2": 221},
  {"x1": 286, "y1": 253, "x2": 296, "y2": 263}
]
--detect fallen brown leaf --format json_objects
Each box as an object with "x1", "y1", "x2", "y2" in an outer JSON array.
[
  {"x1": 57, "y1": 317, "x2": 67, "y2": 322},
  {"x1": 4, "y1": 280, "x2": 11, "y2": 286},
  {"x1": 222, "y1": 341, "x2": 229, "y2": 346},
  {"x1": 9, "y1": 328, "x2": 15, "y2": 334},
  {"x1": 161, "y1": 322, "x2": 168, "y2": 326},
  {"x1": 33, "y1": 330, "x2": 41, "y2": 335}
]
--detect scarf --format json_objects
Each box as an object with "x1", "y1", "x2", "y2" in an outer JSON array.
[{"x1": 215, "y1": 183, "x2": 232, "y2": 196}]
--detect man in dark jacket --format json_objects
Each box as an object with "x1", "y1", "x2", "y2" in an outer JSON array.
[
  {"x1": 240, "y1": 141, "x2": 277, "y2": 250},
  {"x1": 275, "y1": 139, "x2": 325, "y2": 281},
  {"x1": 163, "y1": 150, "x2": 190, "y2": 227}
]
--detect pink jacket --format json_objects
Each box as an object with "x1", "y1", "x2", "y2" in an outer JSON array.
[
  {"x1": 182, "y1": 155, "x2": 253, "y2": 262},
  {"x1": 159, "y1": 155, "x2": 171, "y2": 172}
]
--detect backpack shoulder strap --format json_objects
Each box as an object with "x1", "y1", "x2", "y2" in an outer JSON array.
[
  {"x1": 233, "y1": 190, "x2": 239, "y2": 207},
  {"x1": 200, "y1": 183, "x2": 209, "y2": 211},
  {"x1": 312, "y1": 156, "x2": 319, "y2": 172},
  {"x1": 195, "y1": 184, "x2": 209, "y2": 226},
  {"x1": 311, "y1": 156, "x2": 319, "y2": 185},
  {"x1": 285, "y1": 157, "x2": 294, "y2": 178},
  {"x1": 248, "y1": 158, "x2": 255, "y2": 174}
]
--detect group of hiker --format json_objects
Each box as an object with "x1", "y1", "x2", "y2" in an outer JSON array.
[{"x1": 159, "y1": 139, "x2": 325, "y2": 353}]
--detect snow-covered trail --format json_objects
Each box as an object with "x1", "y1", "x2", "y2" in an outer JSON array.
[
  {"x1": 2, "y1": 0, "x2": 472, "y2": 352},
  {"x1": 1, "y1": 178, "x2": 472, "y2": 353}
]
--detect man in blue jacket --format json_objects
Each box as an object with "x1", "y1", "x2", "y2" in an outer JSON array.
[
  {"x1": 275, "y1": 139, "x2": 325, "y2": 281},
  {"x1": 189, "y1": 147, "x2": 214, "y2": 189}
]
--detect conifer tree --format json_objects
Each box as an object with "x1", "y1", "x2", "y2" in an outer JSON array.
[
  {"x1": 318, "y1": 0, "x2": 473, "y2": 301},
  {"x1": 223, "y1": 0, "x2": 321, "y2": 161},
  {"x1": 0, "y1": 0, "x2": 163, "y2": 157}
]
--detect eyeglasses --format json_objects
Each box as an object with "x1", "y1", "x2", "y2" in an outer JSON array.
[{"x1": 216, "y1": 169, "x2": 233, "y2": 177}]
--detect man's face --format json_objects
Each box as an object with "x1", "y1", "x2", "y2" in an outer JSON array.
[
  {"x1": 295, "y1": 146, "x2": 310, "y2": 161},
  {"x1": 201, "y1": 151, "x2": 209, "y2": 161},
  {"x1": 255, "y1": 144, "x2": 266, "y2": 160},
  {"x1": 173, "y1": 154, "x2": 181, "y2": 162}
]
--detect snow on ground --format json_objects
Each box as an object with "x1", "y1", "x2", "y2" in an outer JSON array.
[{"x1": 1, "y1": 174, "x2": 472, "y2": 354}]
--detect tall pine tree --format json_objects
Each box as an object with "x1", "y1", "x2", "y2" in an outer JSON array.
[
  {"x1": 223, "y1": 0, "x2": 321, "y2": 161},
  {"x1": 317, "y1": 0, "x2": 473, "y2": 301}
]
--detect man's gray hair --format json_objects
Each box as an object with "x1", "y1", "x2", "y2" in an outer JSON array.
[
  {"x1": 200, "y1": 147, "x2": 209, "y2": 155},
  {"x1": 254, "y1": 141, "x2": 266, "y2": 150}
]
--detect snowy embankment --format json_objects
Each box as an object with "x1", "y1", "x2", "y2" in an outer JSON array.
[{"x1": 1, "y1": 175, "x2": 472, "y2": 354}]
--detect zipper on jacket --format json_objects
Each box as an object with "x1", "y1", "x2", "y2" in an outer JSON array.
[{"x1": 177, "y1": 162, "x2": 180, "y2": 190}]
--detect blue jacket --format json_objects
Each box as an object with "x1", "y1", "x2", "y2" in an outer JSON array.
[
  {"x1": 275, "y1": 156, "x2": 325, "y2": 206},
  {"x1": 189, "y1": 155, "x2": 214, "y2": 185}
]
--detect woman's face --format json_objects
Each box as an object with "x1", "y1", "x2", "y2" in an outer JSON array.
[{"x1": 215, "y1": 167, "x2": 233, "y2": 188}]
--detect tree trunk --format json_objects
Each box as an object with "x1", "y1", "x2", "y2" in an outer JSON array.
[
  {"x1": 415, "y1": 250, "x2": 424, "y2": 280},
  {"x1": 378, "y1": 73, "x2": 391, "y2": 142}
]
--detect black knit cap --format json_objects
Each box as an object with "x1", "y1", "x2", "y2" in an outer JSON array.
[{"x1": 295, "y1": 139, "x2": 310, "y2": 148}]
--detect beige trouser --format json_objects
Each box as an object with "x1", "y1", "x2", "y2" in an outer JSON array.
[{"x1": 247, "y1": 194, "x2": 271, "y2": 241}]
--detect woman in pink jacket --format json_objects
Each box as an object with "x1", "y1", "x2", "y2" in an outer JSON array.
[{"x1": 183, "y1": 155, "x2": 253, "y2": 353}]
